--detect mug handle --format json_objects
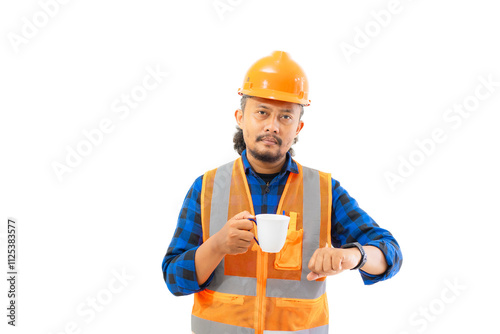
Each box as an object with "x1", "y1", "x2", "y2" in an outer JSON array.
[{"x1": 248, "y1": 218, "x2": 259, "y2": 245}]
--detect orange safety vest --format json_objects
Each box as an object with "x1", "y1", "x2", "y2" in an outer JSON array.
[{"x1": 192, "y1": 157, "x2": 332, "y2": 334}]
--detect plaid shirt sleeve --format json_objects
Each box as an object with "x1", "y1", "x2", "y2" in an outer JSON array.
[
  {"x1": 330, "y1": 179, "x2": 403, "y2": 285},
  {"x1": 162, "y1": 175, "x2": 214, "y2": 296}
]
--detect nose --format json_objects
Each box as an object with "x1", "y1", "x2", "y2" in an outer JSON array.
[{"x1": 264, "y1": 115, "x2": 280, "y2": 134}]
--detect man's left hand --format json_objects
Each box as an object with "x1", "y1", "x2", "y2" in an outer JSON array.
[{"x1": 307, "y1": 246, "x2": 362, "y2": 281}]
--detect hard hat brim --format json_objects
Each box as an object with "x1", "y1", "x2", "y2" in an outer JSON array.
[{"x1": 238, "y1": 88, "x2": 310, "y2": 107}]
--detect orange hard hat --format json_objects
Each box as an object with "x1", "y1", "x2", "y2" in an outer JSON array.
[{"x1": 238, "y1": 51, "x2": 310, "y2": 106}]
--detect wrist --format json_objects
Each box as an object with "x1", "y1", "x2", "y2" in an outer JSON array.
[
  {"x1": 341, "y1": 242, "x2": 367, "y2": 270},
  {"x1": 207, "y1": 232, "x2": 227, "y2": 258},
  {"x1": 345, "y1": 248, "x2": 361, "y2": 264}
]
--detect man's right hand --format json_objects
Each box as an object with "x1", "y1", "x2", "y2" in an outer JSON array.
[{"x1": 214, "y1": 211, "x2": 256, "y2": 255}]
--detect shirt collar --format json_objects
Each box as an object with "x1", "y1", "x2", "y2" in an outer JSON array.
[{"x1": 241, "y1": 149, "x2": 299, "y2": 176}]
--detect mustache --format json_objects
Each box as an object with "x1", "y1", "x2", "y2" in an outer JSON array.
[{"x1": 256, "y1": 134, "x2": 282, "y2": 145}]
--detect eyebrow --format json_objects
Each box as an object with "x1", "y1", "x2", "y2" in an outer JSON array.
[{"x1": 257, "y1": 104, "x2": 293, "y2": 113}]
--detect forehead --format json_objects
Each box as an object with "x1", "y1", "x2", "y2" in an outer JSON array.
[{"x1": 246, "y1": 96, "x2": 301, "y2": 114}]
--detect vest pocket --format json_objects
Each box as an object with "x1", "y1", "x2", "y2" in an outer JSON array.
[
  {"x1": 269, "y1": 294, "x2": 329, "y2": 331},
  {"x1": 274, "y1": 212, "x2": 303, "y2": 271},
  {"x1": 207, "y1": 290, "x2": 245, "y2": 305},
  {"x1": 275, "y1": 295, "x2": 324, "y2": 308}
]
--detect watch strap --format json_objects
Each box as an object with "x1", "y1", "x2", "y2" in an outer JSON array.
[{"x1": 341, "y1": 242, "x2": 367, "y2": 270}]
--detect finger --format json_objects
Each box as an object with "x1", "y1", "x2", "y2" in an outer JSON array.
[
  {"x1": 235, "y1": 246, "x2": 250, "y2": 254},
  {"x1": 314, "y1": 250, "x2": 325, "y2": 275},
  {"x1": 308, "y1": 249, "x2": 320, "y2": 271},
  {"x1": 233, "y1": 211, "x2": 255, "y2": 220},
  {"x1": 237, "y1": 239, "x2": 252, "y2": 249},
  {"x1": 334, "y1": 255, "x2": 342, "y2": 271},
  {"x1": 238, "y1": 230, "x2": 255, "y2": 242},
  {"x1": 307, "y1": 272, "x2": 326, "y2": 281},
  {"x1": 323, "y1": 251, "x2": 332, "y2": 273},
  {"x1": 233, "y1": 220, "x2": 255, "y2": 231},
  {"x1": 307, "y1": 272, "x2": 319, "y2": 281}
]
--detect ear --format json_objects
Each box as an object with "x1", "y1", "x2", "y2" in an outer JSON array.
[
  {"x1": 235, "y1": 109, "x2": 243, "y2": 128},
  {"x1": 295, "y1": 120, "x2": 304, "y2": 136}
]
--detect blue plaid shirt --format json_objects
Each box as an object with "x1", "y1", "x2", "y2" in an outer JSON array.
[{"x1": 162, "y1": 150, "x2": 403, "y2": 296}]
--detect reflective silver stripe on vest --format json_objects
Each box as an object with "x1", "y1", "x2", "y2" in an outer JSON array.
[
  {"x1": 209, "y1": 161, "x2": 257, "y2": 296},
  {"x1": 209, "y1": 258, "x2": 257, "y2": 296},
  {"x1": 209, "y1": 161, "x2": 233, "y2": 238},
  {"x1": 263, "y1": 325, "x2": 329, "y2": 334},
  {"x1": 266, "y1": 166, "x2": 326, "y2": 299},
  {"x1": 266, "y1": 278, "x2": 325, "y2": 299},
  {"x1": 192, "y1": 315, "x2": 255, "y2": 334}
]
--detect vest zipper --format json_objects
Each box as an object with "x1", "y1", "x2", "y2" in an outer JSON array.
[
  {"x1": 256, "y1": 249, "x2": 268, "y2": 334},
  {"x1": 257, "y1": 181, "x2": 271, "y2": 332}
]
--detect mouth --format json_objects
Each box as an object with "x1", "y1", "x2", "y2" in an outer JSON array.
[{"x1": 257, "y1": 135, "x2": 281, "y2": 146}]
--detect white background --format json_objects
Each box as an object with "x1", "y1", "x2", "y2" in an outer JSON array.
[{"x1": 1, "y1": 0, "x2": 499, "y2": 333}]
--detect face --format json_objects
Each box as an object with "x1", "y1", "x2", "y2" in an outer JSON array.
[{"x1": 235, "y1": 96, "x2": 304, "y2": 164}]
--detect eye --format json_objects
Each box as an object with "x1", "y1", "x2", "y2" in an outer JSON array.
[{"x1": 281, "y1": 114, "x2": 293, "y2": 120}]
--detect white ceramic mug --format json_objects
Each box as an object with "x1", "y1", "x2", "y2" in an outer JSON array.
[{"x1": 250, "y1": 214, "x2": 290, "y2": 253}]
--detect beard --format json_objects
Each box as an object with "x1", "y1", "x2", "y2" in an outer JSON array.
[
  {"x1": 248, "y1": 134, "x2": 284, "y2": 163},
  {"x1": 248, "y1": 147, "x2": 282, "y2": 163}
]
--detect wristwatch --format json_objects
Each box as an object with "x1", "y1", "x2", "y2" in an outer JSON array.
[{"x1": 341, "y1": 242, "x2": 367, "y2": 270}]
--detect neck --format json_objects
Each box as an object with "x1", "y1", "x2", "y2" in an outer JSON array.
[{"x1": 246, "y1": 152, "x2": 286, "y2": 174}]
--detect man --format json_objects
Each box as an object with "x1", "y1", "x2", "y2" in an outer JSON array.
[{"x1": 162, "y1": 51, "x2": 403, "y2": 334}]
